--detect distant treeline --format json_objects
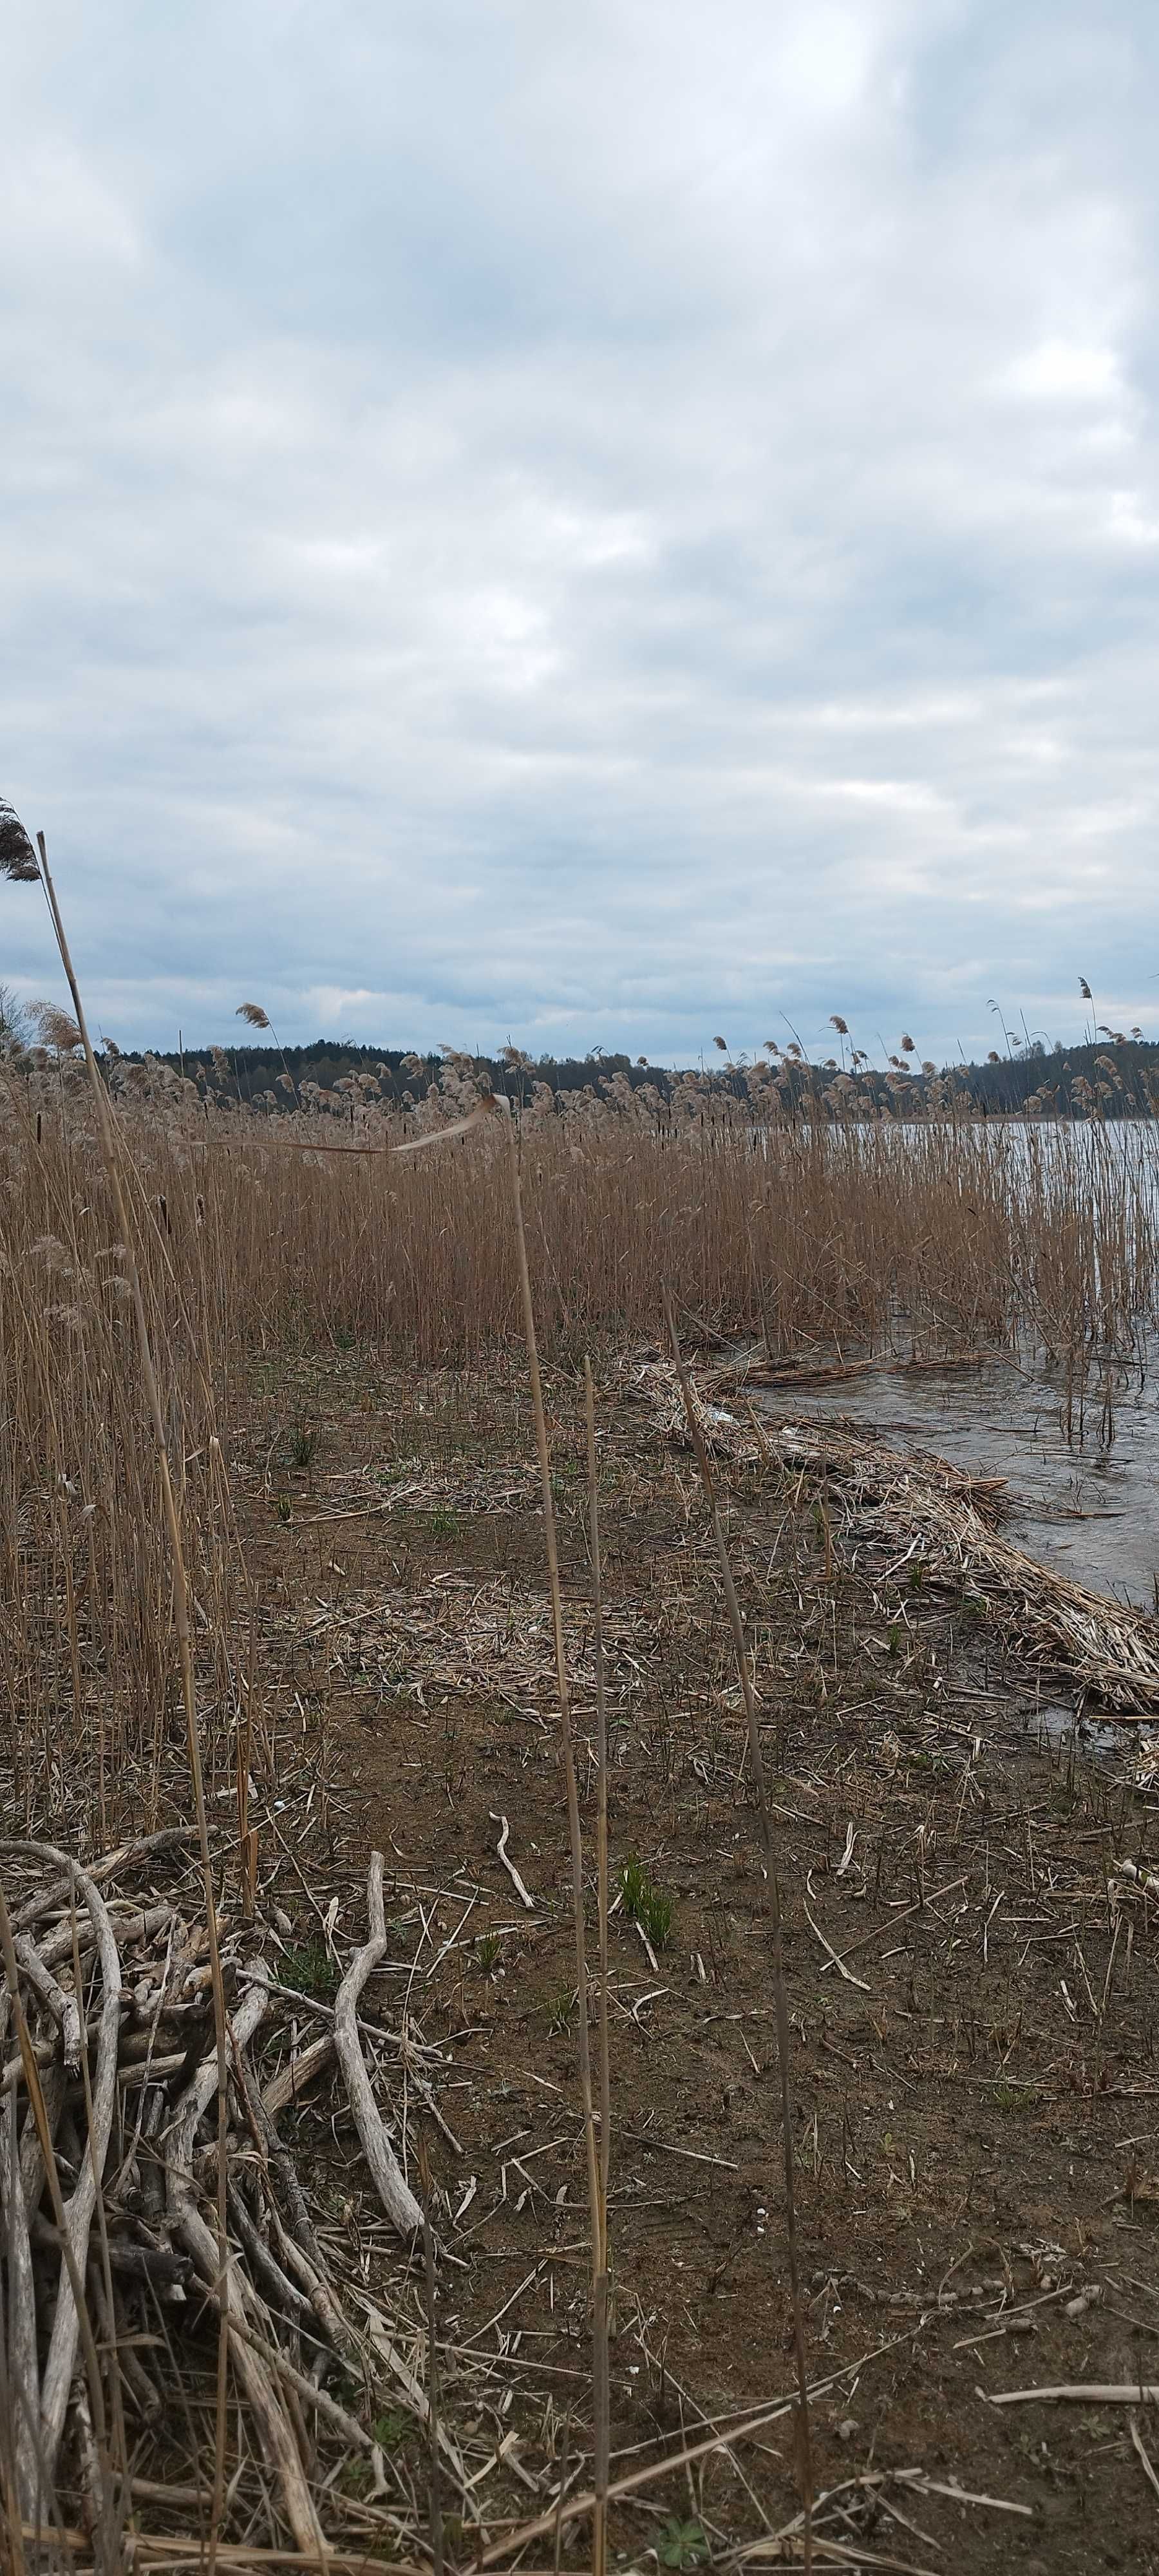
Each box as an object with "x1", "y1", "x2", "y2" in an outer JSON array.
[
  {"x1": 100, "y1": 1034, "x2": 1159, "y2": 1118},
  {"x1": 941, "y1": 1037, "x2": 1159, "y2": 1117},
  {"x1": 113, "y1": 1043, "x2": 666, "y2": 1110}
]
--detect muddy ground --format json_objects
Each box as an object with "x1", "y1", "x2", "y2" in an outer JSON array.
[{"x1": 228, "y1": 1340, "x2": 1159, "y2": 2570}]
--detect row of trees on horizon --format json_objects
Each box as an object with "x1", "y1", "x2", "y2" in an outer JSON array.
[{"x1": 4, "y1": 981, "x2": 1157, "y2": 1117}]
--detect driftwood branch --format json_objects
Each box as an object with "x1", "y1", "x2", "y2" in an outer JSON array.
[
  {"x1": 1, "y1": 2085, "x2": 41, "y2": 2515},
  {"x1": 0, "y1": 1828, "x2": 466, "y2": 2545},
  {"x1": 1, "y1": 1839, "x2": 124, "y2": 2482},
  {"x1": 15, "y1": 1933, "x2": 82, "y2": 2067},
  {"x1": 167, "y1": 1973, "x2": 327, "y2": 2557},
  {"x1": 334, "y1": 1852, "x2": 422, "y2": 2242}
]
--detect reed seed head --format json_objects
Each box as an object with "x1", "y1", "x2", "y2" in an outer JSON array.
[
  {"x1": 32, "y1": 1001, "x2": 82, "y2": 1054},
  {"x1": 0, "y1": 799, "x2": 40, "y2": 882}
]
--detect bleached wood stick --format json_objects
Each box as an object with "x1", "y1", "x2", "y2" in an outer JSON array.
[
  {"x1": 167, "y1": 1976, "x2": 327, "y2": 2559},
  {"x1": 1, "y1": 2087, "x2": 41, "y2": 2515},
  {"x1": 1, "y1": 1841, "x2": 122, "y2": 2482},
  {"x1": 804, "y1": 1903, "x2": 872, "y2": 1992},
  {"x1": 334, "y1": 1853, "x2": 422, "y2": 2240},
  {"x1": 261, "y1": 2029, "x2": 335, "y2": 2118},
  {"x1": 15, "y1": 1933, "x2": 82, "y2": 2067},
  {"x1": 489, "y1": 1813, "x2": 536, "y2": 1911},
  {"x1": 990, "y1": 2382, "x2": 1159, "y2": 2407}
]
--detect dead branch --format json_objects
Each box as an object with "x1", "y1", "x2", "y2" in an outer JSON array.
[{"x1": 334, "y1": 1853, "x2": 422, "y2": 2242}]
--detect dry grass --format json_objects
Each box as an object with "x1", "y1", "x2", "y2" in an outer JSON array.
[
  {"x1": 10, "y1": 1062, "x2": 1159, "y2": 1345},
  {"x1": 3, "y1": 1052, "x2": 1159, "y2": 1826}
]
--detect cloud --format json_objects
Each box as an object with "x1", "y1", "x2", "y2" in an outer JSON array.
[
  {"x1": 1006, "y1": 338, "x2": 1124, "y2": 402},
  {"x1": 1, "y1": 0, "x2": 1158, "y2": 1067}
]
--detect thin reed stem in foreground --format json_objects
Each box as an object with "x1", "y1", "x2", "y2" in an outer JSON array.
[
  {"x1": 585, "y1": 1355, "x2": 611, "y2": 2576},
  {"x1": 70, "y1": 1896, "x2": 129, "y2": 2570},
  {"x1": 662, "y1": 1283, "x2": 813, "y2": 2570},
  {"x1": 415, "y1": 2130, "x2": 445, "y2": 2576},
  {"x1": 503, "y1": 1114, "x2": 603, "y2": 2571},
  {"x1": 32, "y1": 834, "x2": 234, "y2": 2565}
]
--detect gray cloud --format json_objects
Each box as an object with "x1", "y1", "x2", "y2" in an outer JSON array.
[{"x1": 3, "y1": 0, "x2": 1158, "y2": 1065}]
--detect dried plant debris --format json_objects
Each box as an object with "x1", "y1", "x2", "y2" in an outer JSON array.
[
  {"x1": 632, "y1": 1356, "x2": 1159, "y2": 1715},
  {"x1": 0, "y1": 1833, "x2": 558, "y2": 2559},
  {"x1": 305, "y1": 1570, "x2": 646, "y2": 1717}
]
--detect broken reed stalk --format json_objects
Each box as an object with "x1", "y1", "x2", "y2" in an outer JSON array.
[
  {"x1": 552, "y1": 2410, "x2": 571, "y2": 2576},
  {"x1": 70, "y1": 1897, "x2": 130, "y2": 2570},
  {"x1": 416, "y1": 2130, "x2": 445, "y2": 2576},
  {"x1": 661, "y1": 1283, "x2": 814, "y2": 2569},
  {"x1": 584, "y1": 1356, "x2": 610, "y2": 2576},
  {"x1": 503, "y1": 1113, "x2": 604, "y2": 2570},
  {"x1": 30, "y1": 834, "x2": 234, "y2": 2558}
]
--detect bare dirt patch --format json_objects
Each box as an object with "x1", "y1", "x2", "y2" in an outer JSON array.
[{"x1": 220, "y1": 1341, "x2": 1159, "y2": 2570}]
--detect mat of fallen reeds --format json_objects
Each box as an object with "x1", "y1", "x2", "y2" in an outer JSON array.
[{"x1": 632, "y1": 1356, "x2": 1159, "y2": 1715}]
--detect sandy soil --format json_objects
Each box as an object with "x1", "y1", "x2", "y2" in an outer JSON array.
[{"x1": 228, "y1": 1341, "x2": 1159, "y2": 2571}]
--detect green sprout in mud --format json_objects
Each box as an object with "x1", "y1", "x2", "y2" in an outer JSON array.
[
  {"x1": 993, "y1": 2081, "x2": 1042, "y2": 2114},
  {"x1": 621, "y1": 1857, "x2": 674, "y2": 1950},
  {"x1": 278, "y1": 1940, "x2": 340, "y2": 2002},
  {"x1": 373, "y1": 2409, "x2": 411, "y2": 2452},
  {"x1": 657, "y1": 2518, "x2": 709, "y2": 2570}
]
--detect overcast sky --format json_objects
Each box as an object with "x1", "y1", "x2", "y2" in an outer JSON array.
[{"x1": 3, "y1": 1, "x2": 1158, "y2": 1066}]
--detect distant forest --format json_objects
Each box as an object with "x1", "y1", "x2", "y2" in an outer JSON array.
[{"x1": 103, "y1": 1033, "x2": 1159, "y2": 1117}]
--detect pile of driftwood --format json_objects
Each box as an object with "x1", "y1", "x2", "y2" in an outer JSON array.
[
  {"x1": 634, "y1": 1356, "x2": 1159, "y2": 1716},
  {"x1": 0, "y1": 1829, "x2": 442, "y2": 2564}
]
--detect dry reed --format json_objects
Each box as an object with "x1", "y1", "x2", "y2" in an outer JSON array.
[{"x1": 3, "y1": 1059, "x2": 1158, "y2": 1835}]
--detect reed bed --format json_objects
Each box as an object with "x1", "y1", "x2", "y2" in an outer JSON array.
[
  {"x1": 7, "y1": 1073, "x2": 1159, "y2": 1366},
  {"x1": 3, "y1": 1065, "x2": 1159, "y2": 1828}
]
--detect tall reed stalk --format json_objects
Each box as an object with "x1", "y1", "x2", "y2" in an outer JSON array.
[
  {"x1": 15, "y1": 832, "x2": 235, "y2": 2560},
  {"x1": 389, "y1": 1103, "x2": 610, "y2": 2565},
  {"x1": 663, "y1": 1285, "x2": 813, "y2": 2570},
  {"x1": 585, "y1": 1356, "x2": 611, "y2": 2572},
  {"x1": 502, "y1": 1116, "x2": 606, "y2": 2573}
]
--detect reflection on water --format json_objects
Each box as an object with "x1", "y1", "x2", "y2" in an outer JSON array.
[{"x1": 759, "y1": 1352, "x2": 1159, "y2": 1610}]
